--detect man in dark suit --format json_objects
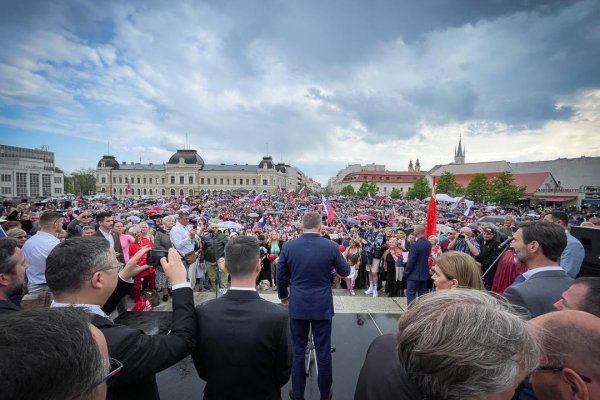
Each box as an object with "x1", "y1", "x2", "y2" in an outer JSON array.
[
  {"x1": 0, "y1": 238, "x2": 25, "y2": 314},
  {"x1": 94, "y1": 211, "x2": 125, "y2": 263},
  {"x1": 404, "y1": 225, "x2": 431, "y2": 304},
  {"x1": 504, "y1": 220, "x2": 573, "y2": 318},
  {"x1": 45, "y1": 237, "x2": 195, "y2": 400},
  {"x1": 193, "y1": 235, "x2": 292, "y2": 400},
  {"x1": 277, "y1": 212, "x2": 350, "y2": 400}
]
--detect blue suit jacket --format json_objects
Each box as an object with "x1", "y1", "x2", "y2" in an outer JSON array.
[
  {"x1": 277, "y1": 233, "x2": 350, "y2": 320},
  {"x1": 404, "y1": 237, "x2": 432, "y2": 281}
]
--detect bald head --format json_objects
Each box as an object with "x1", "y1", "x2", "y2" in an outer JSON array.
[{"x1": 529, "y1": 311, "x2": 600, "y2": 400}]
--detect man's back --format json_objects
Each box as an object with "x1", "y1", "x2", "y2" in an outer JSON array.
[
  {"x1": 193, "y1": 290, "x2": 291, "y2": 400},
  {"x1": 22, "y1": 231, "x2": 59, "y2": 284},
  {"x1": 277, "y1": 233, "x2": 349, "y2": 320},
  {"x1": 405, "y1": 237, "x2": 431, "y2": 281}
]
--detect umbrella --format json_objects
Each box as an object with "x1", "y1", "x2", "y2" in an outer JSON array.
[
  {"x1": 274, "y1": 201, "x2": 285, "y2": 206},
  {"x1": 248, "y1": 213, "x2": 259, "y2": 218},
  {"x1": 400, "y1": 205, "x2": 413, "y2": 211},
  {"x1": 218, "y1": 221, "x2": 244, "y2": 230},
  {"x1": 436, "y1": 224, "x2": 452, "y2": 233},
  {"x1": 126, "y1": 216, "x2": 141, "y2": 223},
  {"x1": 298, "y1": 207, "x2": 308, "y2": 212},
  {"x1": 357, "y1": 215, "x2": 371, "y2": 221},
  {"x1": 146, "y1": 209, "x2": 162, "y2": 214},
  {"x1": 345, "y1": 217, "x2": 360, "y2": 224}
]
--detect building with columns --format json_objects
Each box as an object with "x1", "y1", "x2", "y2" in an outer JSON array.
[
  {"x1": 95, "y1": 150, "x2": 311, "y2": 197},
  {"x1": 0, "y1": 145, "x2": 64, "y2": 199}
]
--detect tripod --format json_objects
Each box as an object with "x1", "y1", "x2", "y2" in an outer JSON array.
[{"x1": 304, "y1": 327, "x2": 336, "y2": 377}]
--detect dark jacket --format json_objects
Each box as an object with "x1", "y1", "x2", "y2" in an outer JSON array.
[
  {"x1": 202, "y1": 232, "x2": 228, "y2": 262},
  {"x1": 193, "y1": 290, "x2": 291, "y2": 400},
  {"x1": 0, "y1": 299, "x2": 20, "y2": 315},
  {"x1": 404, "y1": 237, "x2": 431, "y2": 281}
]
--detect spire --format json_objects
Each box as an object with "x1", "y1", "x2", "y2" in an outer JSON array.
[
  {"x1": 454, "y1": 135, "x2": 465, "y2": 164},
  {"x1": 415, "y1": 158, "x2": 421, "y2": 172},
  {"x1": 408, "y1": 160, "x2": 414, "y2": 172}
]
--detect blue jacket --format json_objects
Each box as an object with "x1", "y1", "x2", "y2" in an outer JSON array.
[
  {"x1": 561, "y1": 232, "x2": 585, "y2": 278},
  {"x1": 277, "y1": 233, "x2": 350, "y2": 320},
  {"x1": 404, "y1": 237, "x2": 432, "y2": 281}
]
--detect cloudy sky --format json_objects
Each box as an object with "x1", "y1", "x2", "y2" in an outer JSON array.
[{"x1": 1, "y1": 0, "x2": 599, "y2": 185}]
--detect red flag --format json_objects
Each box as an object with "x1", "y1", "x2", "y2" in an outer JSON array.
[{"x1": 425, "y1": 177, "x2": 437, "y2": 239}]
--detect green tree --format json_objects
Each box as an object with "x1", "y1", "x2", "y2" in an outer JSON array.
[
  {"x1": 465, "y1": 173, "x2": 490, "y2": 203},
  {"x1": 357, "y1": 182, "x2": 379, "y2": 197},
  {"x1": 71, "y1": 168, "x2": 96, "y2": 195},
  {"x1": 436, "y1": 172, "x2": 463, "y2": 196},
  {"x1": 488, "y1": 172, "x2": 526, "y2": 205},
  {"x1": 390, "y1": 187, "x2": 402, "y2": 199},
  {"x1": 406, "y1": 177, "x2": 431, "y2": 200},
  {"x1": 340, "y1": 185, "x2": 356, "y2": 196},
  {"x1": 63, "y1": 175, "x2": 74, "y2": 194}
]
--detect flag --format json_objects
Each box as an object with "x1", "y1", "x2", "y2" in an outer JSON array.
[
  {"x1": 297, "y1": 186, "x2": 306, "y2": 197},
  {"x1": 450, "y1": 197, "x2": 465, "y2": 210},
  {"x1": 464, "y1": 207, "x2": 474, "y2": 217},
  {"x1": 321, "y1": 195, "x2": 335, "y2": 225},
  {"x1": 425, "y1": 177, "x2": 437, "y2": 239},
  {"x1": 367, "y1": 192, "x2": 374, "y2": 201},
  {"x1": 287, "y1": 189, "x2": 295, "y2": 198},
  {"x1": 390, "y1": 206, "x2": 396, "y2": 226},
  {"x1": 277, "y1": 185, "x2": 283, "y2": 195},
  {"x1": 258, "y1": 217, "x2": 265, "y2": 228},
  {"x1": 253, "y1": 193, "x2": 263, "y2": 204},
  {"x1": 376, "y1": 195, "x2": 385, "y2": 202},
  {"x1": 0, "y1": 225, "x2": 6, "y2": 239}
]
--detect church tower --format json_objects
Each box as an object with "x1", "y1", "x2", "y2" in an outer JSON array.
[
  {"x1": 408, "y1": 160, "x2": 414, "y2": 172},
  {"x1": 415, "y1": 158, "x2": 421, "y2": 172},
  {"x1": 454, "y1": 136, "x2": 465, "y2": 164}
]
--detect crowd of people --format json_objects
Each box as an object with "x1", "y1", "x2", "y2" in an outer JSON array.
[{"x1": 1, "y1": 193, "x2": 599, "y2": 400}]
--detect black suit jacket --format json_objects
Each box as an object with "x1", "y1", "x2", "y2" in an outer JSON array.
[
  {"x1": 92, "y1": 287, "x2": 196, "y2": 400},
  {"x1": 94, "y1": 230, "x2": 125, "y2": 263},
  {"x1": 0, "y1": 299, "x2": 20, "y2": 315},
  {"x1": 193, "y1": 290, "x2": 292, "y2": 400}
]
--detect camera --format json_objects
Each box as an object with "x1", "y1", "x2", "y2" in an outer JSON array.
[
  {"x1": 147, "y1": 249, "x2": 168, "y2": 267},
  {"x1": 458, "y1": 234, "x2": 465, "y2": 239}
]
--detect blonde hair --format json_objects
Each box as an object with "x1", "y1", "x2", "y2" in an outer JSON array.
[{"x1": 435, "y1": 251, "x2": 485, "y2": 290}]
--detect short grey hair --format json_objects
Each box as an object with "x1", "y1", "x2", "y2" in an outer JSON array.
[
  {"x1": 397, "y1": 289, "x2": 539, "y2": 400},
  {"x1": 302, "y1": 212, "x2": 322, "y2": 230},
  {"x1": 162, "y1": 215, "x2": 176, "y2": 225}
]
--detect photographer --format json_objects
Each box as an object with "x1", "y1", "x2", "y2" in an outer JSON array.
[
  {"x1": 202, "y1": 223, "x2": 228, "y2": 292},
  {"x1": 447, "y1": 227, "x2": 480, "y2": 258}
]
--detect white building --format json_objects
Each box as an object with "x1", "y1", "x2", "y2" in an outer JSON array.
[{"x1": 0, "y1": 145, "x2": 64, "y2": 199}]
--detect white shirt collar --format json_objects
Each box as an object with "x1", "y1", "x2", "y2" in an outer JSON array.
[
  {"x1": 50, "y1": 301, "x2": 109, "y2": 318},
  {"x1": 522, "y1": 266, "x2": 563, "y2": 280},
  {"x1": 229, "y1": 286, "x2": 257, "y2": 292}
]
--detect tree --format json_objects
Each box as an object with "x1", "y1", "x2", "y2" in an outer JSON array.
[
  {"x1": 406, "y1": 177, "x2": 431, "y2": 200},
  {"x1": 340, "y1": 185, "x2": 356, "y2": 196},
  {"x1": 465, "y1": 173, "x2": 490, "y2": 203},
  {"x1": 63, "y1": 176, "x2": 74, "y2": 195},
  {"x1": 436, "y1": 172, "x2": 463, "y2": 196},
  {"x1": 390, "y1": 187, "x2": 402, "y2": 199},
  {"x1": 488, "y1": 172, "x2": 526, "y2": 205},
  {"x1": 70, "y1": 168, "x2": 96, "y2": 195},
  {"x1": 357, "y1": 182, "x2": 379, "y2": 197}
]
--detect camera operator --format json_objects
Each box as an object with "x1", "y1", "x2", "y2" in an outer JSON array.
[
  {"x1": 447, "y1": 227, "x2": 480, "y2": 258},
  {"x1": 202, "y1": 223, "x2": 228, "y2": 292}
]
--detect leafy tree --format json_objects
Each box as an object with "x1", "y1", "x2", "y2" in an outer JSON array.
[
  {"x1": 436, "y1": 172, "x2": 463, "y2": 196},
  {"x1": 63, "y1": 176, "x2": 74, "y2": 194},
  {"x1": 357, "y1": 182, "x2": 379, "y2": 197},
  {"x1": 465, "y1": 173, "x2": 490, "y2": 203},
  {"x1": 340, "y1": 185, "x2": 356, "y2": 196},
  {"x1": 406, "y1": 176, "x2": 431, "y2": 200},
  {"x1": 390, "y1": 187, "x2": 402, "y2": 199},
  {"x1": 488, "y1": 172, "x2": 526, "y2": 205},
  {"x1": 70, "y1": 168, "x2": 96, "y2": 195}
]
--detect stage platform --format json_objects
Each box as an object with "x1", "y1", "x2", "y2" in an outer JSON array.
[{"x1": 115, "y1": 289, "x2": 406, "y2": 399}]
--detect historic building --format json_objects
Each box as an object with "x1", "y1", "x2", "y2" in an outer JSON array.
[
  {"x1": 0, "y1": 145, "x2": 64, "y2": 199},
  {"x1": 95, "y1": 149, "x2": 311, "y2": 197},
  {"x1": 337, "y1": 160, "x2": 428, "y2": 196}
]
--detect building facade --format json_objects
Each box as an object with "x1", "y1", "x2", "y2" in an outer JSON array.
[
  {"x1": 0, "y1": 145, "x2": 64, "y2": 199},
  {"x1": 95, "y1": 150, "x2": 311, "y2": 197}
]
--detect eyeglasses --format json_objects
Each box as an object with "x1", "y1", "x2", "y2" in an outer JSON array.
[
  {"x1": 91, "y1": 358, "x2": 123, "y2": 388},
  {"x1": 533, "y1": 366, "x2": 591, "y2": 383}
]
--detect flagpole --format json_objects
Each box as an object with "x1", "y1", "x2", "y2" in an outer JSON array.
[{"x1": 334, "y1": 213, "x2": 352, "y2": 237}]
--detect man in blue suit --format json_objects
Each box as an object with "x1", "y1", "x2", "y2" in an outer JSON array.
[
  {"x1": 277, "y1": 212, "x2": 350, "y2": 400},
  {"x1": 404, "y1": 225, "x2": 432, "y2": 304}
]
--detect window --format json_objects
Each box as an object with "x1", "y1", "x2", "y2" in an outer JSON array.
[
  {"x1": 113, "y1": 177, "x2": 116, "y2": 183},
  {"x1": 170, "y1": 189, "x2": 175, "y2": 195},
  {"x1": 233, "y1": 178, "x2": 236, "y2": 185},
  {"x1": 137, "y1": 177, "x2": 140, "y2": 184},
  {"x1": 179, "y1": 189, "x2": 184, "y2": 195},
  {"x1": 42, "y1": 175, "x2": 51, "y2": 196},
  {"x1": 1, "y1": 187, "x2": 11, "y2": 194},
  {"x1": 149, "y1": 189, "x2": 153, "y2": 195},
  {"x1": 227, "y1": 178, "x2": 230, "y2": 185},
  {"x1": 207, "y1": 178, "x2": 211, "y2": 185},
  {"x1": 143, "y1": 189, "x2": 147, "y2": 195},
  {"x1": 54, "y1": 176, "x2": 62, "y2": 184},
  {"x1": 201, "y1": 178, "x2": 204, "y2": 184},
  {"x1": 162, "y1": 178, "x2": 165, "y2": 184},
  {"x1": 220, "y1": 178, "x2": 223, "y2": 185},
  {"x1": 252, "y1": 179, "x2": 256, "y2": 185},
  {"x1": 170, "y1": 176, "x2": 175, "y2": 184},
  {"x1": 101, "y1": 177, "x2": 106, "y2": 183},
  {"x1": 113, "y1": 188, "x2": 116, "y2": 194},
  {"x1": 54, "y1": 188, "x2": 61, "y2": 194},
  {"x1": 246, "y1": 179, "x2": 249, "y2": 185},
  {"x1": 119, "y1": 177, "x2": 122, "y2": 184},
  {"x1": 143, "y1": 178, "x2": 147, "y2": 184},
  {"x1": 101, "y1": 187, "x2": 106, "y2": 193},
  {"x1": 263, "y1": 179, "x2": 268, "y2": 186},
  {"x1": 180, "y1": 176, "x2": 184, "y2": 184},
  {"x1": 1, "y1": 174, "x2": 11, "y2": 182},
  {"x1": 162, "y1": 189, "x2": 166, "y2": 195},
  {"x1": 137, "y1": 188, "x2": 141, "y2": 195},
  {"x1": 119, "y1": 188, "x2": 123, "y2": 195},
  {"x1": 189, "y1": 176, "x2": 194, "y2": 184},
  {"x1": 189, "y1": 189, "x2": 193, "y2": 196},
  {"x1": 30, "y1": 174, "x2": 39, "y2": 197}
]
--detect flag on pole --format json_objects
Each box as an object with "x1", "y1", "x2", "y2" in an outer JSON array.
[
  {"x1": 367, "y1": 192, "x2": 374, "y2": 201},
  {"x1": 464, "y1": 207, "x2": 474, "y2": 217},
  {"x1": 297, "y1": 186, "x2": 306, "y2": 197},
  {"x1": 450, "y1": 197, "x2": 465, "y2": 210},
  {"x1": 321, "y1": 195, "x2": 335, "y2": 225},
  {"x1": 425, "y1": 177, "x2": 437, "y2": 239},
  {"x1": 253, "y1": 193, "x2": 263, "y2": 204}
]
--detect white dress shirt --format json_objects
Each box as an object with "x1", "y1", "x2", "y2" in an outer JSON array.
[
  {"x1": 170, "y1": 222, "x2": 195, "y2": 255},
  {"x1": 22, "y1": 231, "x2": 60, "y2": 285}
]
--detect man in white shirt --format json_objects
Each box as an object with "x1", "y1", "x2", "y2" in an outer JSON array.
[
  {"x1": 170, "y1": 210, "x2": 198, "y2": 259},
  {"x1": 21, "y1": 211, "x2": 62, "y2": 294}
]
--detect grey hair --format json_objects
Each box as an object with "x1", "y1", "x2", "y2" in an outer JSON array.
[
  {"x1": 397, "y1": 289, "x2": 539, "y2": 400},
  {"x1": 128, "y1": 225, "x2": 140, "y2": 235},
  {"x1": 162, "y1": 215, "x2": 176, "y2": 225}
]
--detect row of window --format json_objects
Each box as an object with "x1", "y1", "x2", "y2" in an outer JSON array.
[
  {"x1": 101, "y1": 177, "x2": 273, "y2": 186},
  {"x1": 1, "y1": 186, "x2": 63, "y2": 195}
]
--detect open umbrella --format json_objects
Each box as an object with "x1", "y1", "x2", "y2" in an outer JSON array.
[
  {"x1": 400, "y1": 205, "x2": 413, "y2": 211},
  {"x1": 248, "y1": 212, "x2": 259, "y2": 218},
  {"x1": 126, "y1": 216, "x2": 141, "y2": 223},
  {"x1": 345, "y1": 217, "x2": 360, "y2": 224},
  {"x1": 218, "y1": 221, "x2": 244, "y2": 230},
  {"x1": 436, "y1": 224, "x2": 452, "y2": 233}
]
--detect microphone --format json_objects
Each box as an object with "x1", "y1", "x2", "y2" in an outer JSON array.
[{"x1": 498, "y1": 237, "x2": 513, "y2": 249}]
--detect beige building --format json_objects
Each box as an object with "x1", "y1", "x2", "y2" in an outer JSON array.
[{"x1": 95, "y1": 150, "x2": 309, "y2": 197}]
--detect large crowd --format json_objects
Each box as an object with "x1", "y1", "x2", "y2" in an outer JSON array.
[{"x1": 1, "y1": 193, "x2": 599, "y2": 400}]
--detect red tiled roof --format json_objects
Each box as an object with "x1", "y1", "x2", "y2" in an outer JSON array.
[
  {"x1": 453, "y1": 172, "x2": 551, "y2": 195},
  {"x1": 342, "y1": 171, "x2": 428, "y2": 183}
]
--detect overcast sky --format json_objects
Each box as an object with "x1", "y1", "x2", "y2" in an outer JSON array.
[{"x1": 1, "y1": 0, "x2": 599, "y2": 185}]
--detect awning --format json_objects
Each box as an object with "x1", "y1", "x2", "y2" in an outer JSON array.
[{"x1": 543, "y1": 196, "x2": 576, "y2": 202}]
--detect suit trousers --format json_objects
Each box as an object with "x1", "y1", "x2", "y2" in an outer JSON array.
[
  {"x1": 406, "y1": 279, "x2": 428, "y2": 304},
  {"x1": 290, "y1": 318, "x2": 332, "y2": 399}
]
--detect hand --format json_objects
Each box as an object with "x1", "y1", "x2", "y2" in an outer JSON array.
[
  {"x1": 161, "y1": 248, "x2": 187, "y2": 285},
  {"x1": 120, "y1": 246, "x2": 152, "y2": 280},
  {"x1": 189, "y1": 229, "x2": 197, "y2": 238},
  {"x1": 281, "y1": 298, "x2": 289, "y2": 307}
]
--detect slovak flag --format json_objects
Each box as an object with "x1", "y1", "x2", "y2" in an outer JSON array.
[
  {"x1": 253, "y1": 193, "x2": 263, "y2": 204},
  {"x1": 450, "y1": 197, "x2": 465, "y2": 210},
  {"x1": 297, "y1": 186, "x2": 306, "y2": 197},
  {"x1": 322, "y1": 195, "x2": 335, "y2": 225},
  {"x1": 464, "y1": 207, "x2": 474, "y2": 217},
  {"x1": 367, "y1": 192, "x2": 374, "y2": 201},
  {"x1": 258, "y1": 217, "x2": 265, "y2": 228}
]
